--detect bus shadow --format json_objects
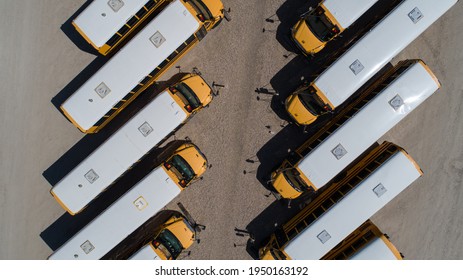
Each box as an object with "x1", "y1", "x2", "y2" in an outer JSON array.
[
  {"x1": 267, "y1": 55, "x2": 325, "y2": 122},
  {"x1": 243, "y1": 193, "x2": 315, "y2": 259},
  {"x1": 268, "y1": 0, "x2": 317, "y2": 53},
  {"x1": 265, "y1": 0, "x2": 402, "y2": 123},
  {"x1": 103, "y1": 210, "x2": 178, "y2": 260},
  {"x1": 61, "y1": 0, "x2": 100, "y2": 56},
  {"x1": 40, "y1": 139, "x2": 189, "y2": 251},
  {"x1": 51, "y1": 55, "x2": 108, "y2": 115},
  {"x1": 254, "y1": 118, "x2": 330, "y2": 192}
]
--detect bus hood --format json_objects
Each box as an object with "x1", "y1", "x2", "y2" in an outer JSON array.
[
  {"x1": 285, "y1": 94, "x2": 318, "y2": 126},
  {"x1": 199, "y1": 0, "x2": 225, "y2": 19},
  {"x1": 271, "y1": 171, "x2": 302, "y2": 200},
  {"x1": 292, "y1": 20, "x2": 325, "y2": 55}
]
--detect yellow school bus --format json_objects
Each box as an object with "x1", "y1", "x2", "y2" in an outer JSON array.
[
  {"x1": 129, "y1": 213, "x2": 196, "y2": 260},
  {"x1": 260, "y1": 142, "x2": 422, "y2": 260},
  {"x1": 62, "y1": 0, "x2": 228, "y2": 133},
  {"x1": 322, "y1": 220, "x2": 403, "y2": 260},
  {"x1": 52, "y1": 72, "x2": 214, "y2": 215},
  {"x1": 49, "y1": 142, "x2": 208, "y2": 260},
  {"x1": 272, "y1": 60, "x2": 439, "y2": 199},
  {"x1": 73, "y1": 0, "x2": 171, "y2": 55},
  {"x1": 286, "y1": 0, "x2": 456, "y2": 125},
  {"x1": 292, "y1": 0, "x2": 378, "y2": 55}
]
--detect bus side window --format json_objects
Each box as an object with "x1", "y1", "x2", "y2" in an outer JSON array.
[{"x1": 287, "y1": 151, "x2": 302, "y2": 165}]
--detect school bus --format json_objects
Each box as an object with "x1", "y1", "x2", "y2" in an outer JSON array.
[
  {"x1": 62, "y1": 0, "x2": 228, "y2": 133},
  {"x1": 272, "y1": 60, "x2": 439, "y2": 200},
  {"x1": 285, "y1": 0, "x2": 456, "y2": 125},
  {"x1": 322, "y1": 220, "x2": 403, "y2": 260},
  {"x1": 48, "y1": 142, "x2": 208, "y2": 260},
  {"x1": 292, "y1": 0, "x2": 378, "y2": 55},
  {"x1": 129, "y1": 213, "x2": 196, "y2": 260},
  {"x1": 72, "y1": 0, "x2": 171, "y2": 55},
  {"x1": 51, "y1": 73, "x2": 214, "y2": 215},
  {"x1": 259, "y1": 142, "x2": 422, "y2": 260}
]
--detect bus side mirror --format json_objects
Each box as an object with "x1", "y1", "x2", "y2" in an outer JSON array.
[
  {"x1": 300, "y1": 7, "x2": 313, "y2": 18},
  {"x1": 223, "y1": 8, "x2": 231, "y2": 22}
]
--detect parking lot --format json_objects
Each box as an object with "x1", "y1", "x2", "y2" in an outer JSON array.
[{"x1": 1, "y1": 0, "x2": 463, "y2": 259}]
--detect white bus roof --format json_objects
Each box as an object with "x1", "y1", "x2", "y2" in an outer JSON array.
[
  {"x1": 49, "y1": 166, "x2": 181, "y2": 260},
  {"x1": 129, "y1": 244, "x2": 162, "y2": 260},
  {"x1": 285, "y1": 151, "x2": 422, "y2": 260},
  {"x1": 52, "y1": 90, "x2": 187, "y2": 214},
  {"x1": 298, "y1": 61, "x2": 439, "y2": 189},
  {"x1": 323, "y1": 0, "x2": 378, "y2": 29},
  {"x1": 315, "y1": 0, "x2": 456, "y2": 108},
  {"x1": 73, "y1": 0, "x2": 150, "y2": 48},
  {"x1": 349, "y1": 238, "x2": 399, "y2": 260},
  {"x1": 63, "y1": 0, "x2": 199, "y2": 131}
]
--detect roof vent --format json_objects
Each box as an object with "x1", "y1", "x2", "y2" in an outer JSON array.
[
  {"x1": 373, "y1": 183, "x2": 387, "y2": 198},
  {"x1": 84, "y1": 169, "x2": 99, "y2": 184},
  {"x1": 150, "y1": 31, "x2": 166, "y2": 48},
  {"x1": 349, "y1": 59, "x2": 364, "y2": 75},
  {"x1": 133, "y1": 196, "x2": 148, "y2": 211},
  {"x1": 332, "y1": 144, "x2": 348, "y2": 160},
  {"x1": 389, "y1": 94, "x2": 404, "y2": 111},
  {"x1": 138, "y1": 122, "x2": 153, "y2": 137},
  {"x1": 317, "y1": 230, "x2": 331, "y2": 244},
  {"x1": 80, "y1": 240, "x2": 95, "y2": 254},
  {"x1": 408, "y1": 7, "x2": 423, "y2": 24},
  {"x1": 107, "y1": 0, "x2": 124, "y2": 12},
  {"x1": 95, "y1": 82, "x2": 111, "y2": 99}
]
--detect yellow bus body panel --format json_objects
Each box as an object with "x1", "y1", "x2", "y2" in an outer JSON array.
[
  {"x1": 292, "y1": 4, "x2": 342, "y2": 55},
  {"x1": 285, "y1": 94, "x2": 318, "y2": 126}
]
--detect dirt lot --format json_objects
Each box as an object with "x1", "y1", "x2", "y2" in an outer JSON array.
[{"x1": 0, "y1": 0, "x2": 462, "y2": 259}]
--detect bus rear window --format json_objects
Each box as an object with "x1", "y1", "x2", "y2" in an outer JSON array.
[
  {"x1": 298, "y1": 88, "x2": 330, "y2": 116},
  {"x1": 306, "y1": 8, "x2": 338, "y2": 42}
]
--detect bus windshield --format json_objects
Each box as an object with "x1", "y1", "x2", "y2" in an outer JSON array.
[
  {"x1": 306, "y1": 8, "x2": 337, "y2": 42},
  {"x1": 174, "y1": 83, "x2": 201, "y2": 110},
  {"x1": 282, "y1": 169, "x2": 309, "y2": 193},
  {"x1": 170, "y1": 155, "x2": 196, "y2": 183},
  {"x1": 156, "y1": 229, "x2": 183, "y2": 259},
  {"x1": 298, "y1": 89, "x2": 330, "y2": 116},
  {"x1": 188, "y1": 0, "x2": 213, "y2": 20}
]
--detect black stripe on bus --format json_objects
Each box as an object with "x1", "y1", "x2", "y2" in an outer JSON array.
[
  {"x1": 106, "y1": 33, "x2": 122, "y2": 47},
  {"x1": 139, "y1": 76, "x2": 151, "y2": 86},
  {"x1": 105, "y1": 0, "x2": 159, "y2": 48},
  {"x1": 118, "y1": 25, "x2": 130, "y2": 37},
  {"x1": 145, "y1": 0, "x2": 157, "y2": 10},
  {"x1": 126, "y1": 16, "x2": 138, "y2": 28},
  {"x1": 132, "y1": 84, "x2": 143, "y2": 93},
  {"x1": 136, "y1": 7, "x2": 148, "y2": 19}
]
